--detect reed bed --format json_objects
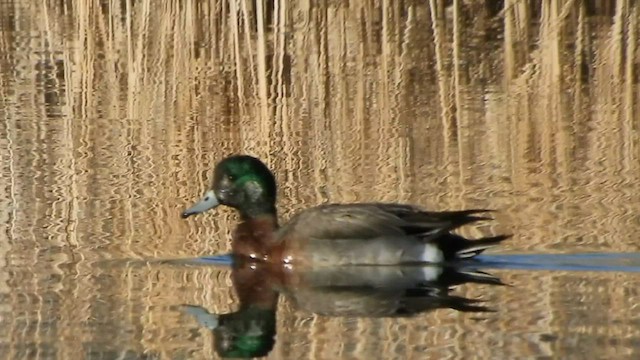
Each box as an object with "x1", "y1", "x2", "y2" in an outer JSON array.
[{"x1": 0, "y1": 0, "x2": 639, "y2": 359}]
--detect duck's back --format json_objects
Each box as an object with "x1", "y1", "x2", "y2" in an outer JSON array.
[
  {"x1": 277, "y1": 203, "x2": 414, "y2": 240},
  {"x1": 277, "y1": 203, "x2": 493, "y2": 266}
]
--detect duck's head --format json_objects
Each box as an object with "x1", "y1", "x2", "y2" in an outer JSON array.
[{"x1": 182, "y1": 155, "x2": 277, "y2": 219}]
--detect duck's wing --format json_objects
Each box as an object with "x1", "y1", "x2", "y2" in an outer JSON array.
[{"x1": 277, "y1": 203, "x2": 491, "y2": 241}]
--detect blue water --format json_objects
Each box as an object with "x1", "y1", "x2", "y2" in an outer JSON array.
[
  {"x1": 179, "y1": 253, "x2": 640, "y2": 273},
  {"x1": 189, "y1": 254, "x2": 235, "y2": 266},
  {"x1": 477, "y1": 253, "x2": 640, "y2": 272}
]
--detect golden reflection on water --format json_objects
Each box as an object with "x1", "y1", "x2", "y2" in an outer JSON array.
[{"x1": 1, "y1": 0, "x2": 639, "y2": 359}]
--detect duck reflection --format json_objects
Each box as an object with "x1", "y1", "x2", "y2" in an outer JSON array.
[
  {"x1": 182, "y1": 258, "x2": 504, "y2": 358},
  {"x1": 182, "y1": 258, "x2": 280, "y2": 358},
  {"x1": 281, "y1": 264, "x2": 503, "y2": 317}
]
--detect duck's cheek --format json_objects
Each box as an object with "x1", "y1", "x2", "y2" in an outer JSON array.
[
  {"x1": 232, "y1": 192, "x2": 247, "y2": 206},
  {"x1": 217, "y1": 188, "x2": 241, "y2": 206}
]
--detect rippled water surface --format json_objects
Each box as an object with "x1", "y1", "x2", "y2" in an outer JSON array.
[{"x1": 1, "y1": 1, "x2": 640, "y2": 359}]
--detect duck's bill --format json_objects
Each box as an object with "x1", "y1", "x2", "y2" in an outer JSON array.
[{"x1": 181, "y1": 190, "x2": 220, "y2": 218}]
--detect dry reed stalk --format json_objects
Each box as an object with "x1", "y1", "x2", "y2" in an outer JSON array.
[
  {"x1": 428, "y1": 0, "x2": 452, "y2": 157},
  {"x1": 572, "y1": 2, "x2": 586, "y2": 126},
  {"x1": 309, "y1": 2, "x2": 332, "y2": 204},
  {"x1": 606, "y1": 0, "x2": 628, "y2": 174},
  {"x1": 376, "y1": 0, "x2": 404, "y2": 201},
  {"x1": 451, "y1": 0, "x2": 466, "y2": 191},
  {"x1": 333, "y1": 3, "x2": 361, "y2": 199},
  {"x1": 239, "y1": 0, "x2": 257, "y2": 88},
  {"x1": 623, "y1": 2, "x2": 637, "y2": 170},
  {"x1": 504, "y1": 0, "x2": 515, "y2": 81},
  {"x1": 272, "y1": 1, "x2": 285, "y2": 173},
  {"x1": 587, "y1": 2, "x2": 628, "y2": 177},
  {"x1": 395, "y1": 4, "x2": 414, "y2": 203},
  {"x1": 229, "y1": 0, "x2": 246, "y2": 112},
  {"x1": 538, "y1": 0, "x2": 561, "y2": 174},
  {"x1": 255, "y1": 0, "x2": 271, "y2": 148},
  {"x1": 505, "y1": 0, "x2": 532, "y2": 184}
]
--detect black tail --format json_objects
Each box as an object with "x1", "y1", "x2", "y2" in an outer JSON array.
[
  {"x1": 401, "y1": 209, "x2": 496, "y2": 242},
  {"x1": 439, "y1": 267, "x2": 507, "y2": 287},
  {"x1": 454, "y1": 234, "x2": 511, "y2": 259},
  {"x1": 437, "y1": 234, "x2": 512, "y2": 261},
  {"x1": 404, "y1": 209, "x2": 494, "y2": 231}
]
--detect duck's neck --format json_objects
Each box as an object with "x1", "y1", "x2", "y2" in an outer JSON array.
[
  {"x1": 239, "y1": 204, "x2": 278, "y2": 224},
  {"x1": 241, "y1": 212, "x2": 279, "y2": 232},
  {"x1": 233, "y1": 213, "x2": 280, "y2": 261}
]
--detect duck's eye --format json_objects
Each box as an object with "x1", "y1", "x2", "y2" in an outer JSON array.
[{"x1": 227, "y1": 174, "x2": 236, "y2": 181}]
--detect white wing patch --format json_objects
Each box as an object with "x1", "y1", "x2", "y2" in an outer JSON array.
[{"x1": 420, "y1": 243, "x2": 444, "y2": 263}]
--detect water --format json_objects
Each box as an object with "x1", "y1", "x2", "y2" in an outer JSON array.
[{"x1": 1, "y1": 1, "x2": 640, "y2": 359}]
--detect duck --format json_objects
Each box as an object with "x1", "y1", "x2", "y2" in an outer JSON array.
[{"x1": 182, "y1": 155, "x2": 509, "y2": 266}]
